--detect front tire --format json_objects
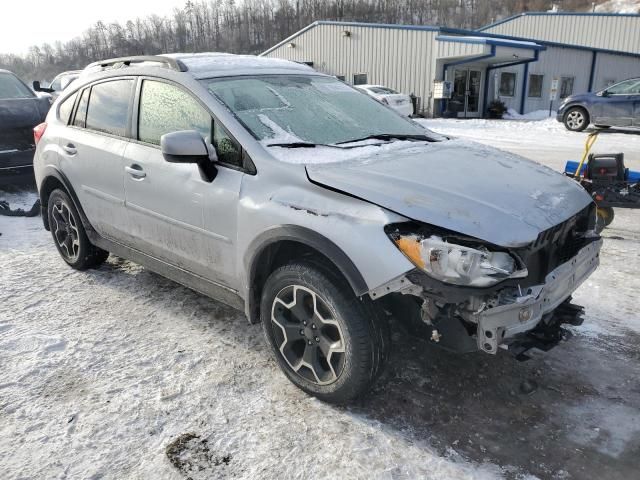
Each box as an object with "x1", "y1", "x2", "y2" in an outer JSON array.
[
  {"x1": 563, "y1": 107, "x2": 589, "y2": 132},
  {"x1": 260, "y1": 261, "x2": 389, "y2": 403},
  {"x1": 47, "y1": 189, "x2": 109, "y2": 270}
]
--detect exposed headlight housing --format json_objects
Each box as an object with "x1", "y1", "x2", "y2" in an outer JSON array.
[{"x1": 393, "y1": 234, "x2": 527, "y2": 287}]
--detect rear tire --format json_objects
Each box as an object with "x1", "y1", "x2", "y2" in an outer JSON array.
[
  {"x1": 47, "y1": 189, "x2": 109, "y2": 270},
  {"x1": 563, "y1": 107, "x2": 589, "y2": 132},
  {"x1": 260, "y1": 261, "x2": 389, "y2": 403}
]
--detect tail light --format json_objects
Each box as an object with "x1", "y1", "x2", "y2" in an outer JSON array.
[{"x1": 33, "y1": 122, "x2": 47, "y2": 145}]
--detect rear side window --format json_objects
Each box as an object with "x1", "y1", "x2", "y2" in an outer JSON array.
[
  {"x1": 86, "y1": 80, "x2": 134, "y2": 137},
  {"x1": 138, "y1": 80, "x2": 211, "y2": 145},
  {"x1": 0, "y1": 72, "x2": 34, "y2": 99},
  {"x1": 58, "y1": 92, "x2": 77, "y2": 124},
  {"x1": 73, "y1": 88, "x2": 89, "y2": 128}
]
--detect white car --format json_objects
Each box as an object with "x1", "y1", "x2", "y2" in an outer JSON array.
[{"x1": 355, "y1": 84, "x2": 413, "y2": 116}]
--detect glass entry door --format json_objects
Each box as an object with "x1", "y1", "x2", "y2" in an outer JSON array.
[{"x1": 449, "y1": 68, "x2": 482, "y2": 118}]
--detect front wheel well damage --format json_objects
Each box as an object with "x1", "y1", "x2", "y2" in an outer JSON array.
[{"x1": 247, "y1": 239, "x2": 364, "y2": 324}]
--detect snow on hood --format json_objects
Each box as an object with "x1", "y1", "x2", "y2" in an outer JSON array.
[
  {"x1": 262, "y1": 122, "x2": 448, "y2": 165},
  {"x1": 305, "y1": 138, "x2": 593, "y2": 247},
  {"x1": 265, "y1": 139, "x2": 435, "y2": 164}
]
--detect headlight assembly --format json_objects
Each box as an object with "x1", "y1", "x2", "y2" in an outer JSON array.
[{"x1": 393, "y1": 234, "x2": 527, "y2": 287}]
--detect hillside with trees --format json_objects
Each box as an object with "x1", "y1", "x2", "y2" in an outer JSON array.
[{"x1": 0, "y1": 0, "x2": 623, "y2": 82}]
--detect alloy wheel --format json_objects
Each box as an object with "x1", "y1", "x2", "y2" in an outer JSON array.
[
  {"x1": 51, "y1": 200, "x2": 80, "y2": 262},
  {"x1": 566, "y1": 110, "x2": 585, "y2": 129},
  {"x1": 271, "y1": 285, "x2": 346, "y2": 385}
]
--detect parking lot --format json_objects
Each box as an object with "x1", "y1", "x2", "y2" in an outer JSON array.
[{"x1": 1, "y1": 118, "x2": 640, "y2": 480}]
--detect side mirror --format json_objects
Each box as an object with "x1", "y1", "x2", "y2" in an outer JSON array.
[
  {"x1": 601, "y1": 90, "x2": 610, "y2": 97},
  {"x1": 33, "y1": 81, "x2": 54, "y2": 93},
  {"x1": 161, "y1": 130, "x2": 216, "y2": 163}
]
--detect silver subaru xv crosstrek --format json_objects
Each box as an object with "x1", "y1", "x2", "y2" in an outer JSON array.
[{"x1": 33, "y1": 53, "x2": 602, "y2": 403}]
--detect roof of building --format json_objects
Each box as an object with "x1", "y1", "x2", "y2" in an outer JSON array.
[
  {"x1": 477, "y1": 11, "x2": 640, "y2": 32},
  {"x1": 261, "y1": 20, "x2": 640, "y2": 59}
]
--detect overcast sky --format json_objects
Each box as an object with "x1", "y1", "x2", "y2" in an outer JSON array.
[{"x1": 1, "y1": 1, "x2": 185, "y2": 55}]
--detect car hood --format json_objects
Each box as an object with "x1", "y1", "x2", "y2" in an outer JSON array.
[
  {"x1": 306, "y1": 139, "x2": 592, "y2": 247},
  {"x1": 0, "y1": 96, "x2": 49, "y2": 130}
]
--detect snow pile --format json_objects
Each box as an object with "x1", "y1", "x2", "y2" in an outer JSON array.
[
  {"x1": 594, "y1": 0, "x2": 640, "y2": 13},
  {"x1": 503, "y1": 108, "x2": 556, "y2": 121}
]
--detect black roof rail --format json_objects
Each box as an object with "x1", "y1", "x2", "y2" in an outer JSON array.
[{"x1": 85, "y1": 55, "x2": 188, "y2": 72}]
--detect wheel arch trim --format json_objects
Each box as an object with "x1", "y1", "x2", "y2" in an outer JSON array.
[
  {"x1": 244, "y1": 225, "x2": 369, "y2": 323},
  {"x1": 39, "y1": 166, "x2": 93, "y2": 233}
]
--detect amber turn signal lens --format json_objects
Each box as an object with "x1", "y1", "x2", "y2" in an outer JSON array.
[{"x1": 395, "y1": 237, "x2": 425, "y2": 269}]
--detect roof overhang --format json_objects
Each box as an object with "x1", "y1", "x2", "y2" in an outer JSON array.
[{"x1": 436, "y1": 35, "x2": 545, "y2": 64}]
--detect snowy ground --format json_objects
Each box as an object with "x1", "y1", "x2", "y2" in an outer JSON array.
[{"x1": 2, "y1": 118, "x2": 640, "y2": 480}]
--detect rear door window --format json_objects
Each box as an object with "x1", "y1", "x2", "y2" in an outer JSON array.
[{"x1": 85, "y1": 80, "x2": 134, "y2": 137}]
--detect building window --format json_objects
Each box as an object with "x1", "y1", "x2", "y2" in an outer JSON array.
[
  {"x1": 528, "y1": 74, "x2": 544, "y2": 98},
  {"x1": 336, "y1": 75, "x2": 345, "y2": 81},
  {"x1": 560, "y1": 76, "x2": 574, "y2": 98},
  {"x1": 353, "y1": 73, "x2": 368, "y2": 85},
  {"x1": 499, "y1": 72, "x2": 516, "y2": 97}
]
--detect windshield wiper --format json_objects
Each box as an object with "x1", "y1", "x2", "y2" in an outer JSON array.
[
  {"x1": 266, "y1": 141, "x2": 343, "y2": 149},
  {"x1": 267, "y1": 133, "x2": 437, "y2": 149},
  {"x1": 334, "y1": 133, "x2": 436, "y2": 145}
]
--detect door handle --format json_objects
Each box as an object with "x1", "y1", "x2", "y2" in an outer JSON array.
[
  {"x1": 125, "y1": 165, "x2": 146, "y2": 179},
  {"x1": 62, "y1": 143, "x2": 77, "y2": 155}
]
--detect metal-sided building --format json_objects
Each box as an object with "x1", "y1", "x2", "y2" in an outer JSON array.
[{"x1": 261, "y1": 13, "x2": 640, "y2": 118}]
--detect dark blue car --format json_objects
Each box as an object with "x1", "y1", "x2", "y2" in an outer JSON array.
[
  {"x1": 0, "y1": 69, "x2": 50, "y2": 184},
  {"x1": 557, "y1": 78, "x2": 640, "y2": 132}
]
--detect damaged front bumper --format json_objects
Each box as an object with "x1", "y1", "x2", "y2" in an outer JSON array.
[
  {"x1": 468, "y1": 238, "x2": 602, "y2": 354},
  {"x1": 373, "y1": 238, "x2": 602, "y2": 356}
]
